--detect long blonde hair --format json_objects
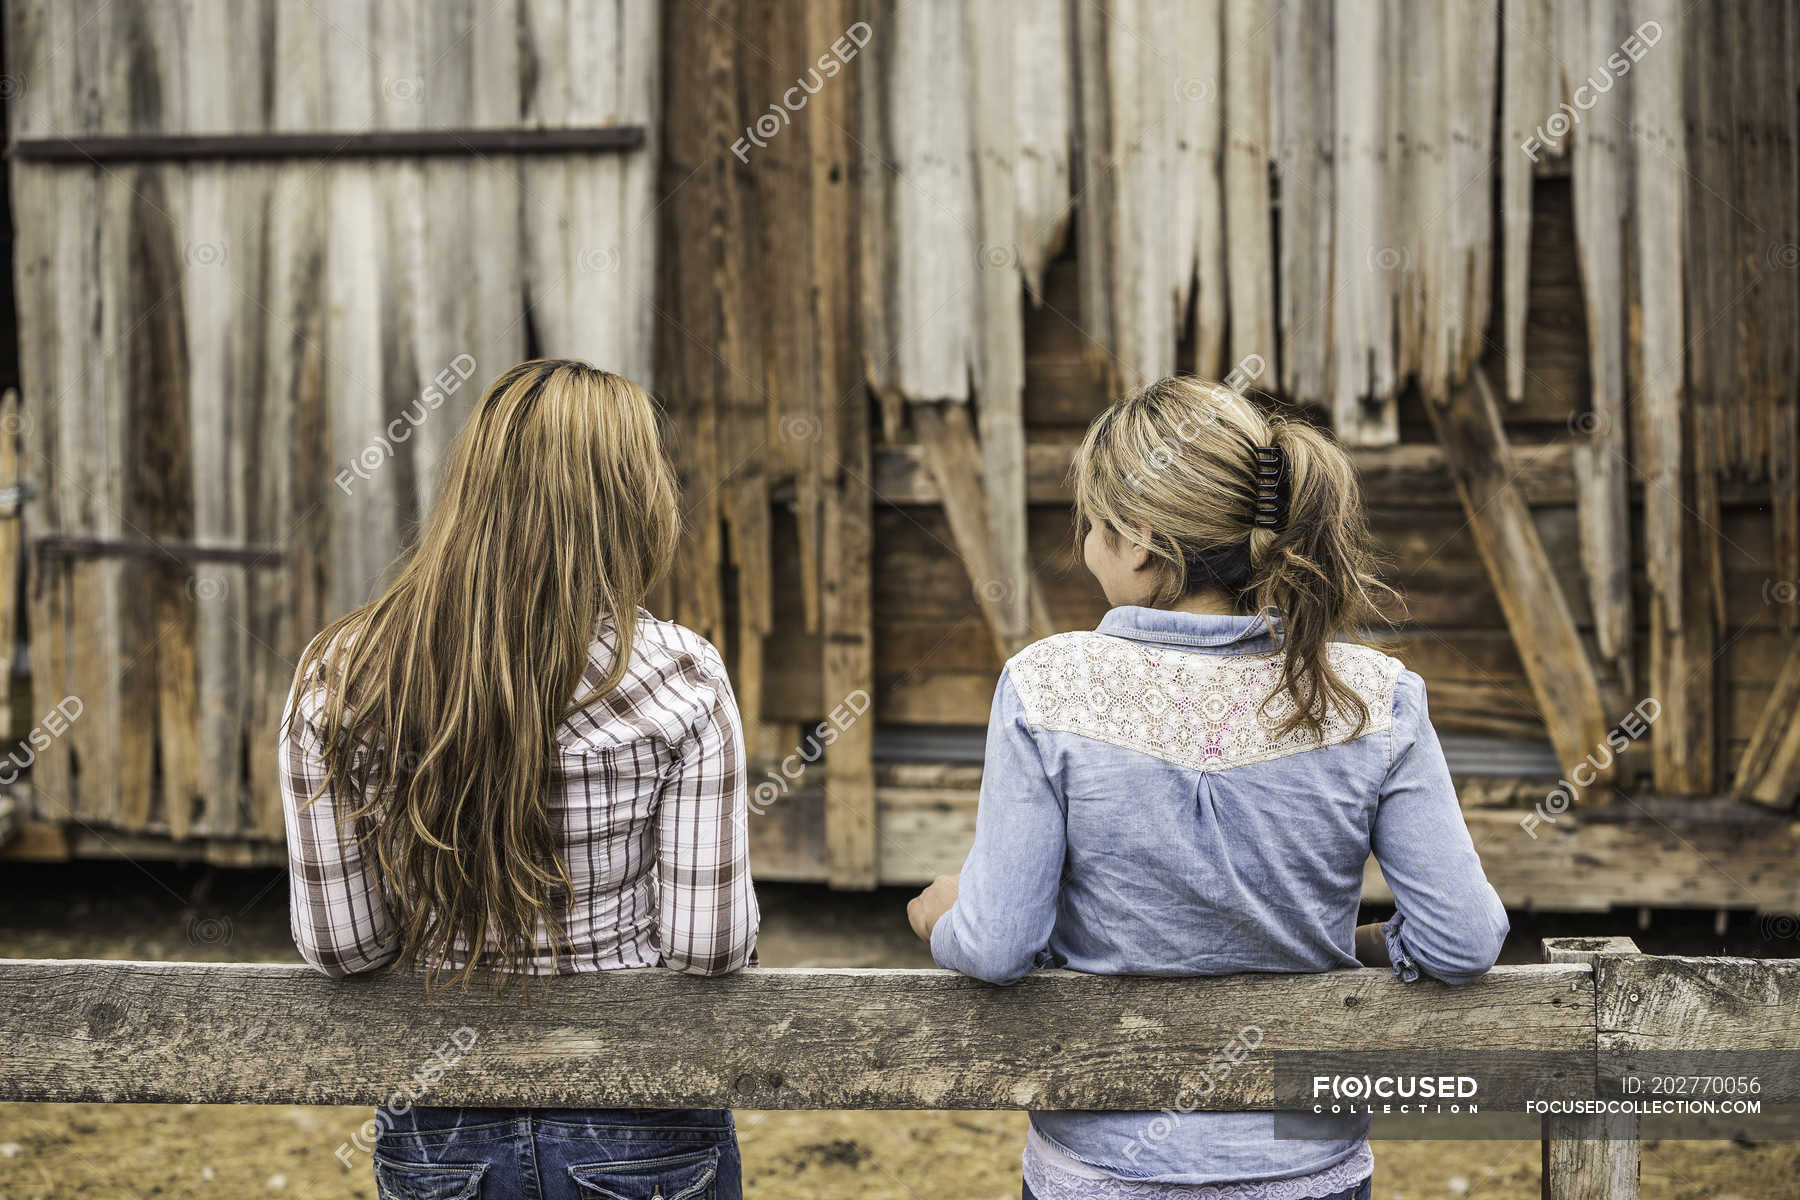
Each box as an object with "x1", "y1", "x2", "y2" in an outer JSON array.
[
  {"x1": 1071, "y1": 376, "x2": 1395, "y2": 740},
  {"x1": 290, "y1": 359, "x2": 680, "y2": 988}
]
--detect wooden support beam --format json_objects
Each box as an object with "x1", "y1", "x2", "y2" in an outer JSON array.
[
  {"x1": 1560, "y1": 1, "x2": 1635, "y2": 687},
  {"x1": 964, "y1": 0, "x2": 1032, "y2": 651},
  {"x1": 1541, "y1": 937, "x2": 1641, "y2": 1200},
  {"x1": 910, "y1": 402, "x2": 1050, "y2": 659},
  {"x1": 859, "y1": 440, "x2": 1580, "y2": 509},
  {"x1": 0, "y1": 390, "x2": 17, "y2": 742},
  {"x1": 1500, "y1": 0, "x2": 1556, "y2": 401},
  {"x1": 1424, "y1": 369, "x2": 1613, "y2": 788},
  {"x1": 0, "y1": 959, "x2": 1593, "y2": 1108},
  {"x1": 813, "y1": 0, "x2": 878, "y2": 891},
  {"x1": 1734, "y1": 643, "x2": 1800, "y2": 810},
  {"x1": 1596, "y1": 953, "x2": 1800, "y2": 1066},
  {"x1": 7, "y1": 127, "x2": 646, "y2": 163},
  {"x1": 1329, "y1": 0, "x2": 1396, "y2": 445},
  {"x1": 1629, "y1": 2, "x2": 1713, "y2": 795}
]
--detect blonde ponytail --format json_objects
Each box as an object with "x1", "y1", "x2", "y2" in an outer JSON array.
[{"x1": 1071, "y1": 376, "x2": 1396, "y2": 740}]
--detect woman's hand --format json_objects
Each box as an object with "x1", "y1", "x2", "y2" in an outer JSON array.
[{"x1": 907, "y1": 874, "x2": 959, "y2": 943}]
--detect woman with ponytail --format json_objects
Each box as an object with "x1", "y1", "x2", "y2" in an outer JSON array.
[
  {"x1": 907, "y1": 377, "x2": 1508, "y2": 1198},
  {"x1": 281, "y1": 360, "x2": 757, "y2": 1200}
]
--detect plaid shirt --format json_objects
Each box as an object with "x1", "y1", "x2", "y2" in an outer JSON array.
[{"x1": 280, "y1": 611, "x2": 759, "y2": 978}]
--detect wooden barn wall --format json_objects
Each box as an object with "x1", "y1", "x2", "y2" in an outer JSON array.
[
  {"x1": 5, "y1": 0, "x2": 661, "y2": 845},
  {"x1": 734, "y1": 2, "x2": 1799, "y2": 807},
  {"x1": 2, "y1": 0, "x2": 1797, "y2": 868}
]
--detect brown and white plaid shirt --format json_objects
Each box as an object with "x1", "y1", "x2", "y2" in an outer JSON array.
[{"x1": 280, "y1": 611, "x2": 759, "y2": 978}]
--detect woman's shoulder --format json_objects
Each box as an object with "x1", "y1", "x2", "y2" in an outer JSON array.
[
  {"x1": 570, "y1": 612, "x2": 734, "y2": 745},
  {"x1": 620, "y1": 611, "x2": 730, "y2": 681}
]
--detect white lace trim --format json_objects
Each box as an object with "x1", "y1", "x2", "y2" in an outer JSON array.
[
  {"x1": 1006, "y1": 633, "x2": 1400, "y2": 773},
  {"x1": 1022, "y1": 1136, "x2": 1373, "y2": 1199}
]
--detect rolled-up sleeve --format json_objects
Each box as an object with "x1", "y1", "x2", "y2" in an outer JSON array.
[
  {"x1": 656, "y1": 647, "x2": 760, "y2": 975},
  {"x1": 279, "y1": 676, "x2": 400, "y2": 978},
  {"x1": 931, "y1": 668, "x2": 1066, "y2": 985},
  {"x1": 1371, "y1": 670, "x2": 1510, "y2": 984}
]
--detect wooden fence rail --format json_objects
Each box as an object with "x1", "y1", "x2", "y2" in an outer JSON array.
[{"x1": 2, "y1": 941, "x2": 1797, "y2": 1200}]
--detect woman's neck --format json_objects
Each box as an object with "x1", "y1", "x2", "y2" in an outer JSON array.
[{"x1": 1161, "y1": 588, "x2": 1239, "y2": 617}]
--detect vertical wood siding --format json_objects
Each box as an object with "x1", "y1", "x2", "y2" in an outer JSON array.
[{"x1": 6, "y1": 0, "x2": 659, "y2": 843}]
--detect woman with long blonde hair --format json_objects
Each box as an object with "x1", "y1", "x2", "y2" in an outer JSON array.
[
  {"x1": 281, "y1": 359, "x2": 758, "y2": 1200},
  {"x1": 909, "y1": 376, "x2": 1507, "y2": 1199}
]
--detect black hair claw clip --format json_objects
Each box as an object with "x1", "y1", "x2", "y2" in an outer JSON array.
[{"x1": 1251, "y1": 445, "x2": 1289, "y2": 531}]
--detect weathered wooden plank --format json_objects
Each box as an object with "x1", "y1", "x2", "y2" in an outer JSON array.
[
  {"x1": 1383, "y1": 802, "x2": 1800, "y2": 914},
  {"x1": 1500, "y1": 0, "x2": 1554, "y2": 401},
  {"x1": 23, "y1": 0, "x2": 120, "y2": 827},
  {"x1": 68, "y1": 3, "x2": 188, "y2": 839},
  {"x1": 1541, "y1": 938, "x2": 1640, "y2": 1200},
  {"x1": 1596, "y1": 955, "x2": 1800, "y2": 1119},
  {"x1": 813, "y1": 0, "x2": 877, "y2": 891},
  {"x1": 1734, "y1": 644, "x2": 1800, "y2": 810},
  {"x1": 8, "y1": 127, "x2": 645, "y2": 162},
  {"x1": 0, "y1": 959, "x2": 1595, "y2": 1108},
  {"x1": 706, "y1": 0, "x2": 774, "y2": 754},
  {"x1": 966, "y1": 0, "x2": 1031, "y2": 649},
  {"x1": 872, "y1": 0, "x2": 979, "y2": 403},
  {"x1": 240, "y1": 3, "x2": 333, "y2": 843},
  {"x1": 1070, "y1": 0, "x2": 1117, "y2": 393},
  {"x1": 319, "y1": 0, "x2": 403, "y2": 625},
  {"x1": 1543, "y1": 937, "x2": 1641, "y2": 965},
  {"x1": 751, "y1": 0, "x2": 826, "y2": 636},
  {"x1": 1105, "y1": 0, "x2": 1178, "y2": 390},
  {"x1": 1597, "y1": 955, "x2": 1800, "y2": 1057},
  {"x1": 1682, "y1": 2, "x2": 1733, "y2": 493},
  {"x1": 659, "y1": 0, "x2": 728, "y2": 642},
  {"x1": 1746, "y1": 0, "x2": 1799, "y2": 615},
  {"x1": 0, "y1": 391, "x2": 20, "y2": 741},
  {"x1": 1559, "y1": 0, "x2": 1634, "y2": 689},
  {"x1": 1274, "y1": 0, "x2": 1330, "y2": 402},
  {"x1": 4, "y1": 0, "x2": 57, "y2": 815},
  {"x1": 864, "y1": 439, "x2": 1579, "y2": 508},
  {"x1": 1424, "y1": 369, "x2": 1612, "y2": 784},
  {"x1": 1180, "y1": 0, "x2": 1225, "y2": 379},
  {"x1": 1628, "y1": 4, "x2": 1711, "y2": 797},
  {"x1": 1014, "y1": 0, "x2": 1074, "y2": 304},
  {"x1": 1329, "y1": 0, "x2": 1394, "y2": 443},
  {"x1": 1221, "y1": 0, "x2": 1275, "y2": 374},
  {"x1": 1723, "y1": 0, "x2": 1793, "y2": 479},
  {"x1": 1444, "y1": 0, "x2": 1497, "y2": 389},
  {"x1": 1391, "y1": 0, "x2": 1436, "y2": 395},
  {"x1": 185, "y1": 3, "x2": 273, "y2": 839},
  {"x1": 1679, "y1": 7, "x2": 1734, "y2": 702},
  {"x1": 912, "y1": 403, "x2": 1050, "y2": 660}
]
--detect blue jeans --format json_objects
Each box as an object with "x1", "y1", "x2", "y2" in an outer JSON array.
[
  {"x1": 1023, "y1": 1178, "x2": 1370, "y2": 1200},
  {"x1": 373, "y1": 1106, "x2": 741, "y2": 1200}
]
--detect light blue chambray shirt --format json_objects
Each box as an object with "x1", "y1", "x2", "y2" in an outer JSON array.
[{"x1": 931, "y1": 607, "x2": 1510, "y2": 1186}]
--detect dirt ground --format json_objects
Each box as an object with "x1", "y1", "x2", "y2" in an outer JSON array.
[{"x1": 2, "y1": 863, "x2": 1796, "y2": 1199}]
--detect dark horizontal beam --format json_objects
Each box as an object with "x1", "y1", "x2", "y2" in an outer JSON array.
[
  {"x1": 7, "y1": 126, "x2": 646, "y2": 164},
  {"x1": 0, "y1": 960, "x2": 1594, "y2": 1109},
  {"x1": 33, "y1": 535, "x2": 285, "y2": 567}
]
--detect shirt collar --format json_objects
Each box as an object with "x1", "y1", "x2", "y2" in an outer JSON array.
[{"x1": 1094, "y1": 605, "x2": 1284, "y2": 653}]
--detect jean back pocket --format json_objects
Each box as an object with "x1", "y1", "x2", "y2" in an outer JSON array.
[
  {"x1": 568, "y1": 1146, "x2": 719, "y2": 1200},
  {"x1": 372, "y1": 1156, "x2": 487, "y2": 1200}
]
